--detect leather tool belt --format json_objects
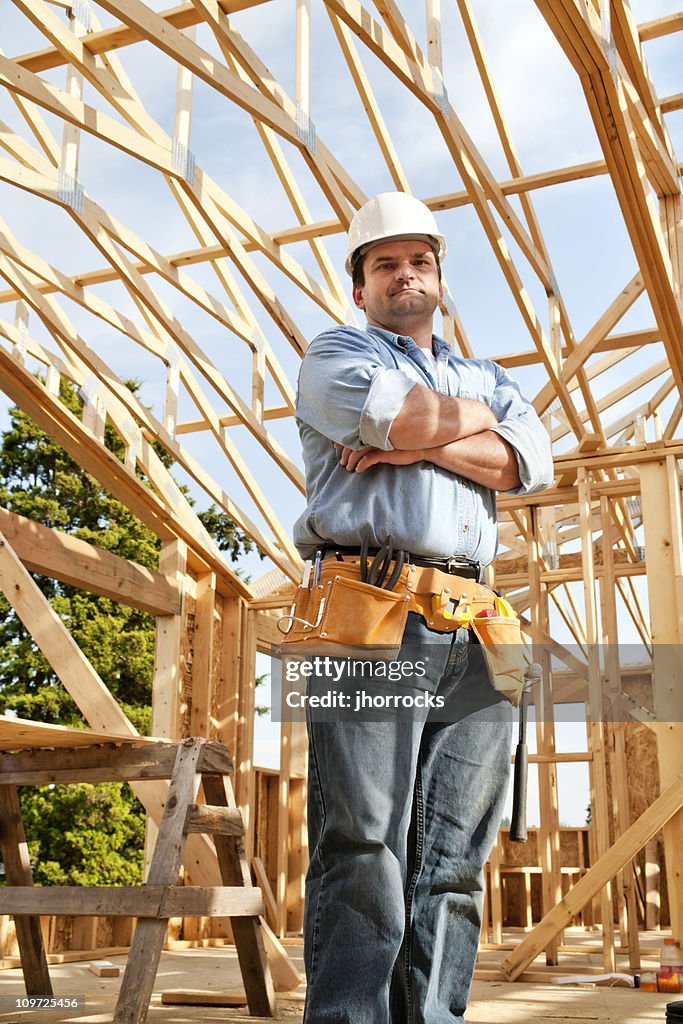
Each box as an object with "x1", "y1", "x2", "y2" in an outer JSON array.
[{"x1": 277, "y1": 556, "x2": 526, "y2": 705}]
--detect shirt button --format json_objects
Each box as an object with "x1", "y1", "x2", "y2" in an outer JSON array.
[{"x1": 463, "y1": 524, "x2": 469, "y2": 532}]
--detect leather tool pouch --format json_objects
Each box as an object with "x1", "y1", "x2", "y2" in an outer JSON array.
[
  {"x1": 277, "y1": 561, "x2": 410, "y2": 658},
  {"x1": 470, "y1": 615, "x2": 525, "y2": 706}
]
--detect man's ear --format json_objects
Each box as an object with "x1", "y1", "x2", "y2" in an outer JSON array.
[{"x1": 352, "y1": 284, "x2": 365, "y2": 310}]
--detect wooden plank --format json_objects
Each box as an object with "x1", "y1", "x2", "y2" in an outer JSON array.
[
  {"x1": 151, "y1": 541, "x2": 187, "y2": 745},
  {"x1": 0, "y1": 717, "x2": 150, "y2": 754},
  {"x1": 90, "y1": 961, "x2": 121, "y2": 977},
  {"x1": 500, "y1": 770, "x2": 683, "y2": 980},
  {"x1": 527, "y1": 507, "x2": 561, "y2": 962},
  {"x1": 0, "y1": 740, "x2": 232, "y2": 784},
  {"x1": 577, "y1": 469, "x2": 616, "y2": 973},
  {"x1": 0, "y1": 885, "x2": 263, "y2": 917},
  {"x1": 235, "y1": 609, "x2": 257, "y2": 860},
  {"x1": 190, "y1": 572, "x2": 217, "y2": 739},
  {"x1": 639, "y1": 11, "x2": 683, "y2": 42},
  {"x1": 0, "y1": 506, "x2": 179, "y2": 615},
  {"x1": 640, "y1": 456, "x2": 683, "y2": 939},
  {"x1": 661, "y1": 91, "x2": 683, "y2": 114},
  {"x1": 276, "y1": 713, "x2": 291, "y2": 939},
  {"x1": 0, "y1": 786, "x2": 52, "y2": 996},
  {"x1": 161, "y1": 990, "x2": 247, "y2": 1006},
  {"x1": 259, "y1": 919, "x2": 304, "y2": 993},
  {"x1": 286, "y1": 748, "x2": 307, "y2": 933},
  {"x1": 163, "y1": 886, "x2": 263, "y2": 917},
  {"x1": 14, "y1": 1, "x2": 272, "y2": 73},
  {"x1": 600, "y1": 496, "x2": 641, "y2": 971},
  {"x1": 252, "y1": 856, "x2": 278, "y2": 933}
]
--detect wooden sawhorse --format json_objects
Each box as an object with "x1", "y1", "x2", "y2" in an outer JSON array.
[{"x1": 0, "y1": 736, "x2": 275, "y2": 1022}]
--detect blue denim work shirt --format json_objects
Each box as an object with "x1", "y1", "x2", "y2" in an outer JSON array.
[{"x1": 293, "y1": 324, "x2": 553, "y2": 563}]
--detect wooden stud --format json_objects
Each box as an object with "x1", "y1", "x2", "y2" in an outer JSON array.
[
  {"x1": 639, "y1": 456, "x2": 683, "y2": 941},
  {"x1": 528, "y1": 507, "x2": 562, "y2": 962},
  {"x1": 577, "y1": 469, "x2": 616, "y2": 972}
]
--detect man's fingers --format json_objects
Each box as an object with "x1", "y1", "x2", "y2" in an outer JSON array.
[
  {"x1": 352, "y1": 450, "x2": 382, "y2": 472},
  {"x1": 346, "y1": 448, "x2": 373, "y2": 471},
  {"x1": 337, "y1": 446, "x2": 374, "y2": 470}
]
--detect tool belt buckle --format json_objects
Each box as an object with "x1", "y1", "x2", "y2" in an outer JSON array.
[{"x1": 444, "y1": 556, "x2": 480, "y2": 581}]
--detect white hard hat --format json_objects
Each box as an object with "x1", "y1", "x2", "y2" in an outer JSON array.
[{"x1": 345, "y1": 192, "x2": 447, "y2": 276}]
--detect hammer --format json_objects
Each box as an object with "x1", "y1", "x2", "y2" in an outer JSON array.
[{"x1": 509, "y1": 662, "x2": 542, "y2": 843}]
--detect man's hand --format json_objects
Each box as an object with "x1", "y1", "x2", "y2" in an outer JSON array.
[
  {"x1": 335, "y1": 431, "x2": 521, "y2": 491},
  {"x1": 335, "y1": 444, "x2": 425, "y2": 473}
]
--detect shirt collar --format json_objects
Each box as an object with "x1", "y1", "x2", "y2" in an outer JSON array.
[{"x1": 366, "y1": 324, "x2": 450, "y2": 357}]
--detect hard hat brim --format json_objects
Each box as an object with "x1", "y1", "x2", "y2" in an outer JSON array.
[{"x1": 345, "y1": 233, "x2": 446, "y2": 276}]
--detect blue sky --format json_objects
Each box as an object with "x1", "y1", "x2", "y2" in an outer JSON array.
[{"x1": 0, "y1": 0, "x2": 681, "y2": 822}]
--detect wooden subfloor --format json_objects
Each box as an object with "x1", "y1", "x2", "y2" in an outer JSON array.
[{"x1": 0, "y1": 933, "x2": 677, "y2": 1023}]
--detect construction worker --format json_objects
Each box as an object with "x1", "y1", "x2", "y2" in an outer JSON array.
[{"x1": 292, "y1": 192, "x2": 553, "y2": 1023}]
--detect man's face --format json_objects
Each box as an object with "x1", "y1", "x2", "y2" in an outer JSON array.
[{"x1": 352, "y1": 239, "x2": 443, "y2": 332}]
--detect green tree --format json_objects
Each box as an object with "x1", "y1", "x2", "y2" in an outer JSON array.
[{"x1": 0, "y1": 380, "x2": 259, "y2": 886}]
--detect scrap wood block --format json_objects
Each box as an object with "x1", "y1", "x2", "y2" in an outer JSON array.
[
  {"x1": 89, "y1": 960, "x2": 121, "y2": 977},
  {"x1": 161, "y1": 990, "x2": 247, "y2": 1006}
]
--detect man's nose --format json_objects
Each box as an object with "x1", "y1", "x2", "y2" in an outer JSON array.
[{"x1": 395, "y1": 260, "x2": 415, "y2": 280}]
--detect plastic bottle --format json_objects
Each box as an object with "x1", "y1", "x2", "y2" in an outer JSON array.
[{"x1": 658, "y1": 938, "x2": 683, "y2": 993}]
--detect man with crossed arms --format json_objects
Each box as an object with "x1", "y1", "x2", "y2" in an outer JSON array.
[{"x1": 293, "y1": 192, "x2": 552, "y2": 1023}]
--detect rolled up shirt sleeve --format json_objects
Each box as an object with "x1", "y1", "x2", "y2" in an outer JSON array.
[
  {"x1": 360, "y1": 368, "x2": 416, "y2": 449},
  {"x1": 487, "y1": 362, "x2": 554, "y2": 494},
  {"x1": 296, "y1": 328, "x2": 417, "y2": 450}
]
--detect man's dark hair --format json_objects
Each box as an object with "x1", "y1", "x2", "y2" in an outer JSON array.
[{"x1": 351, "y1": 241, "x2": 442, "y2": 289}]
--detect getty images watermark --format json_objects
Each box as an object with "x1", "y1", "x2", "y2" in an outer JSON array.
[
  {"x1": 279, "y1": 653, "x2": 442, "y2": 714},
  {"x1": 270, "y1": 643, "x2": 683, "y2": 723}
]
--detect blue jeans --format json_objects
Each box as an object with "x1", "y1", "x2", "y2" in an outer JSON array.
[{"x1": 303, "y1": 614, "x2": 512, "y2": 1024}]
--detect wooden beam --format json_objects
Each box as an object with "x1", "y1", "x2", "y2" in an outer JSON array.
[
  {"x1": 661, "y1": 92, "x2": 683, "y2": 114},
  {"x1": 0, "y1": 885, "x2": 262, "y2": 917},
  {"x1": 0, "y1": 506, "x2": 179, "y2": 615},
  {"x1": 13, "y1": 1, "x2": 273, "y2": 73},
  {"x1": 639, "y1": 456, "x2": 683, "y2": 940},
  {"x1": 0, "y1": 739, "x2": 233, "y2": 783},
  {"x1": 639, "y1": 11, "x2": 683, "y2": 42}
]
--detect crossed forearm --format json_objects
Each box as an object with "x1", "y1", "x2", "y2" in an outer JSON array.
[
  {"x1": 388, "y1": 384, "x2": 498, "y2": 450},
  {"x1": 339, "y1": 430, "x2": 521, "y2": 491},
  {"x1": 420, "y1": 431, "x2": 520, "y2": 490}
]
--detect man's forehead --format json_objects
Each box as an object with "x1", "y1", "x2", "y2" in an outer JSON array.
[{"x1": 366, "y1": 241, "x2": 437, "y2": 263}]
